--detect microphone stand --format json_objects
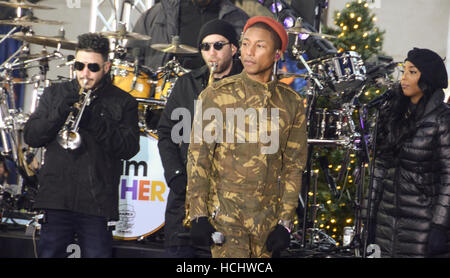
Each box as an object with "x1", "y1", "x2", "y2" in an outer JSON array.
[
  {"x1": 350, "y1": 97, "x2": 371, "y2": 257},
  {"x1": 361, "y1": 99, "x2": 382, "y2": 257}
]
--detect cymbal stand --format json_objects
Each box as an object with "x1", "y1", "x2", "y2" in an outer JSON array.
[
  {"x1": 0, "y1": 26, "x2": 19, "y2": 46},
  {"x1": 291, "y1": 36, "x2": 324, "y2": 91},
  {"x1": 347, "y1": 95, "x2": 371, "y2": 257}
]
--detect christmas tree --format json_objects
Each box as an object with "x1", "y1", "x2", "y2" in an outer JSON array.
[
  {"x1": 323, "y1": 0, "x2": 385, "y2": 60},
  {"x1": 301, "y1": 0, "x2": 388, "y2": 247}
]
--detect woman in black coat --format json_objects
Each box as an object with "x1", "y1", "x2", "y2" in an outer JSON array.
[{"x1": 368, "y1": 48, "x2": 450, "y2": 257}]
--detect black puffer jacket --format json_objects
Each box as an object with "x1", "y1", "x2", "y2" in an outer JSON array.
[
  {"x1": 24, "y1": 78, "x2": 140, "y2": 220},
  {"x1": 370, "y1": 89, "x2": 450, "y2": 257}
]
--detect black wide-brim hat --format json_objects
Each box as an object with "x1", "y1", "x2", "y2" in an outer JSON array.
[{"x1": 405, "y1": 47, "x2": 448, "y2": 89}]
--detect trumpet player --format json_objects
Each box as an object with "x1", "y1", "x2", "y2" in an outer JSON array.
[
  {"x1": 157, "y1": 19, "x2": 242, "y2": 258},
  {"x1": 23, "y1": 33, "x2": 140, "y2": 258}
]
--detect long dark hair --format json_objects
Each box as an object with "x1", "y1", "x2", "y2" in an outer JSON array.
[{"x1": 378, "y1": 78, "x2": 436, "y2": 153}]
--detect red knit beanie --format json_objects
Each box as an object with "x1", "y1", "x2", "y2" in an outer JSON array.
[{"x1": 243, "y1": 16, "x2": 288, "y2": 53}]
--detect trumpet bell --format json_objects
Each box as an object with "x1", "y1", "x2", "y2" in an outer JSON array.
[{"x1": 57, "y1": 130, "x2": 81, "y2": 150}]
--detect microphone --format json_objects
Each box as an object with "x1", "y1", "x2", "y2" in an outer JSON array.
[
  {"x1": 57, "y1": 54, "x2": 75, "y2": 68},
  {"x1": 131, "y1": 48, "x2": 141, "y2": 91},
  {"x1": 366, "y1": 89, "x2": 395, "y2": 109},
  {"x1": 318, "y1": 156, "x2": 338, "y2": 197}
]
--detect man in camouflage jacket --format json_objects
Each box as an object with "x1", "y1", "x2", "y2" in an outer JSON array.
[{"x1": 186, "y1": 16, "x2": 308, "y2": 258}]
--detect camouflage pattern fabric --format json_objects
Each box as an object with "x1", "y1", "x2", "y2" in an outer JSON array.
[{"x1": 186, "y1": 71, "x2": 307, "y2": 257}]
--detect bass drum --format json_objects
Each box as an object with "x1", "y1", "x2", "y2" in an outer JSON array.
[
  {"x1": 113, "y1": 132, "x2": 169, "y2": 240},
  {"x1": 111, "y1": 60, "x2": 153, "y2": 99}
]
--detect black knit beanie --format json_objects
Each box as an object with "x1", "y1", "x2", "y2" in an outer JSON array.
[
  {"x1": 197, "y1": 19, "x2": 239, "y2": 49},
  {"x1": 405, "y1": 47, "x2": 448, "y2": 89}
]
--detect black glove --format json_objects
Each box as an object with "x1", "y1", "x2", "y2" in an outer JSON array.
[
  {"x1": 168, "y1": 175, "x2": 187, "y2": 196},
  {"x1": 50, "y1": 95, "x2": 78, "y2": 123},
  {"x1": 266, "y1": 224, "x2": 290, "y2": 256},
  {"x1": 190, "y1": 217, "x2": 216, "y2": 246},
  {"x1": 427, "y1": 224, "x2": 448, "y2": 257}
]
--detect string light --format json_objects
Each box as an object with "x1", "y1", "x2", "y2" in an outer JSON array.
[
  {"x1": 346, "y1": 218, "x2": 353, "y2": 224},
  {"x1": 350, "y1": 12, "x2": 355, "y2": 18},
  {"x1": 363, "y1": 32, "x2": 368, "y2": 37},
  {"x1": 350, "y1": 45, "x2": 356, "y2": 50},
  {"x1": 357, "y1": 16, "x2": 362, "y2": 22},
  {"x1": 353, "y1": 24, "x2": 359, "y2": 29}
]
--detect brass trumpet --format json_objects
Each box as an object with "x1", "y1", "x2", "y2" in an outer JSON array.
[
  {"x1": 56, "y1": 79, "x2": 95, "y2": 150},
  {"x1": 208, "y1": 62, "x2": 217, "y2": 86}
]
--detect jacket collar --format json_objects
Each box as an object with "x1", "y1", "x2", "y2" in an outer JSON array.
[
  {"x1": 422, "y1": 89, "x2": 445, "y2": 117},
  {"x1": 240, "y1": 71, "x2": 277, "y2": 94}
]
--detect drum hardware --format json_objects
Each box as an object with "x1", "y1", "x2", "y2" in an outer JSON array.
[
  {"x1": 277, "y1": 72, "x2": 307, "y2": 79},
  {"x1": 100, "y1": 30, "x2": 151, "y2": 42},
  {"x1": 291, "y1": 39, "x2": 324, "y2": 90},
  {"x1": 56, "y1": 80, "x2": 95, "y2": 150},
  {"x1": 287, "y1": 17, "x2": 336, "y2": 39},
  {"x1": 135, "y1": 98, "x2": 166, "y2": 107},
  {"x1": 151, "y1": 36, "x2": 198, "y2": 54},
  {"x1": 0, "y1": 0, "x2": 55, "y2": 10},
  {"x1": 0, "y1": 14, "x2": 68, "y2": 26},
  {"x1": 1, "y1": 29, "x2": 78, "y2": 51}
]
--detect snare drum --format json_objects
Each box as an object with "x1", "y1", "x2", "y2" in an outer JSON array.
[
  {"x1": 113, "y1": 132, "x2": 169, "y2": 240},
  {"x1": 323, "y1": 51, "x2": 366, "y2": 90},
  {"x1": 309, "y1": 109, "x2": 346, "y2": 140},
  {"x1": 111, "y1": 61, "x2": 153, "y2": 99},
  {"x1": 153, "y1": 71, "x2": 181, "y2": 100}
]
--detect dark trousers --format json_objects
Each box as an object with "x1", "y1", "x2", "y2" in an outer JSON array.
[{"x1": 38, "y1": 209, "x2": 112, "y2": 258}]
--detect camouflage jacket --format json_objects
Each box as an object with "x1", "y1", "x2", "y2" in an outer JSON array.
[{"x1": 187, "y1": 71, "x2": 307, "y2": 223}]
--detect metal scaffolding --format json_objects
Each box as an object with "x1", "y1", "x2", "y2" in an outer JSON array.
[{"x1": 89, "y1": 0, "x2": 154, "y2": 32}]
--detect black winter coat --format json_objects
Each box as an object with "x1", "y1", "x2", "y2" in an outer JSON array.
[
  {"x1": 24, "y1": 78, "x2": 140, "y2": 220},
  {"x1": 370, "y1": 89, "x2": 450, "y2": 257},
  {"x1": 157, "y1": 61, "x2": 242, "y2": 247}
]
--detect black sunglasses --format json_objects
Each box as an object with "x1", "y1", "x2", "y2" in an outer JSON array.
[
  {"x1": 199, "y1": 42, "x2": 231, "y2": 51},
  {"x1": 74, "y1": 61, "x2": 102, "y2": 72}
]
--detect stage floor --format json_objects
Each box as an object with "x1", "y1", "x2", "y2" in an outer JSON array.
[{"x1": 0, "y1": 223, "x2": 353, "y2": 258}]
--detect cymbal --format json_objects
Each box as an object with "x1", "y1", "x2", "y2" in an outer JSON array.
[
  {"x1": 100, "y1": 30, "x2": 151, "y2": 41},
  {"x1": 0, "y1": 0, "x2": 55, "y2": 9},
  {"x1": 277, "y1": 72, "x2": 307, "y2": 79},
  {"x1": 151, "y1": 43, "x2": 198, "y2": 54},
  {"x1": 287, "y1": 27, "x2": 336, "y2": 39},
  {"x1": 0, "y1": 15, "x2": 67, "y2": 26},
  {"x1": 2, "y1": 32, "x2": 77, "y2": 50}
]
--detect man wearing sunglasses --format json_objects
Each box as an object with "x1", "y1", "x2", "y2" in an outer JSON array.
[
  {"x1": 157, "y1": 19, "x2": 242, "y2": 258},
  {"x1": 187, "y1": 16, "x2": 308, "y2": 258},
  {"x1": 23, "y1": 33, "x2": 140, "y2": 258}
]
